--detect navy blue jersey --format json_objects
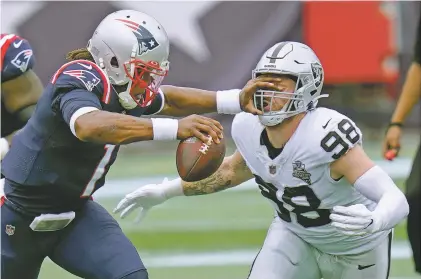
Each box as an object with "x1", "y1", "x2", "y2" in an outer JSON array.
[
  {"x1": 1, "y1": 33, "x2": 36, "y2": 137},
  {"x1": 1, "y1": 59, "x2": 164, "y2": 214}
]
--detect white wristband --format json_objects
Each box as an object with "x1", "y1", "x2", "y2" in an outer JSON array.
[
  {"x1": 151, "y1": 118, "x2": 179, "y2": 140},
  {"x1": 216, "y1": 89, "x2": 242, "y2": 114},
  {"x1": 0, "y1": 137, "x2": 10, "y2": 160},
  {"x1": 162, "y1": 177, "x2": 184, "y2": 198}
]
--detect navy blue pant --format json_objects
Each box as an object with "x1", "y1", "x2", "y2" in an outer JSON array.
[{"x1": 1, "y1": 199, "x2": 147, "y2": 279}]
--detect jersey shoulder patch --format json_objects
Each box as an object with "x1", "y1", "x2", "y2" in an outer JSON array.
[
  {"x1": 50, "y1": 60, "x2": 111, "y2": 104},
  {"x1": 1, "y1": 34, "x2": 35, "y2": 82},
  {"x1": 304, "y1": 108, "x2": 362, "y2": 164}
]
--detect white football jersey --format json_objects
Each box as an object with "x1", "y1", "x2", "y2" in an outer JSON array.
[{"x1": 232, "y1": 108, "x2": 391, "y2": 255}]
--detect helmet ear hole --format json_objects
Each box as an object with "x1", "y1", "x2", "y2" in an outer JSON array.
[{"x1": 110, "y1": 57, "x2": 119, "y2": 68}]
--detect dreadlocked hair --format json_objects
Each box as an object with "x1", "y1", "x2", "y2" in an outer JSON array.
[{"x1": 66, "y1": 48, "x2": 95, "y2": 62}]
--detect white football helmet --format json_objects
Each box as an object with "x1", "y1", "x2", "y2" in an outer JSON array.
[
  {"x1": 87, "y1": 10, "x2": 170, "y2": 109},
  {"x1": 252, "y1": 41, "x2": 327, "y2": 126}
]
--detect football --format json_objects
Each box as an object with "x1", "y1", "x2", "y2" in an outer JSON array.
[{"x1": 176, "y1": 135, "x2": 226, "y2": 182}]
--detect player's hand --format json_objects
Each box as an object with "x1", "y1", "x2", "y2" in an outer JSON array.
[
  {"x1": 177, "y1": 114, "x2": 223, "y2": 144},
  {"x1": 382, "y1": 125, "x2": 402, "y2": 160},
  {"x1": 113, "y1": 178, "x2": 170, "y2": 222},
  {"x1": 239, "y1": 76, "x2": 285, "y2": 115},
  {"x1": 330, "y1": 204, "x2": 381, "y2": 236}
]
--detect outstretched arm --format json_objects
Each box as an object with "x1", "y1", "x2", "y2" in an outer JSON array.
[
  {"x1": 182, "y1": 150, "x2": 254, "y2": 196},
  {"x1": 157, "y1": 76, "x2": 285, "y2": 117},
  {"x1": 64, "y1": 90, "x2": 223, "y2": 145},
  {"x1": 158, "y1": 85, "x2": 231, "y2": 116},
  {"x1": 113, "y1": 150, "x2": 254, "y2": 220}
]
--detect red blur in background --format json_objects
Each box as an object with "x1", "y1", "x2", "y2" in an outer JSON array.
[{"x1": 303, "y1": 1, "x2": 398, "y2": 85}]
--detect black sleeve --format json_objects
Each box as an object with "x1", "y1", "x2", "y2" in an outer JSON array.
[{"x1": 59, "y1": 89, "x2": 102, "y2": 126}]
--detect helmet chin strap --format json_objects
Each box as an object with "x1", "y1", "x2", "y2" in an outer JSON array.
[
  {"x1": 118, "y1": 90, "x2": 137, "y2": 109},
  {"x1": 259, "y1": 114, "x2": 286, "y2": 127},
  {"x1": 117, "y1": 44, "x2": 140, "y2": 110},
  {"x1": 117, "y1": 60, "x2": 138, "y2": 110}
]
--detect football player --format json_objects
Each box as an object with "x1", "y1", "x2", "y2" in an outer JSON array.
[
  {"x1": 1, "y1": 33, "x2": 43, "y2": 160},
  {"x1": 115, "y1": 42, "x2": 410, "y2": 279},
  {"x1": 0, "y1": 10, "x2": 276, "y2": 279}
]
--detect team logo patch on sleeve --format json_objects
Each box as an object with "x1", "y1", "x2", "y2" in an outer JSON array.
[
  {"x1": 292, "y1": 161, "x2": 312, "y2": 185},
  {"x1": 11, "y1": 49, "x2": 33, "y2": 72},
  {"x1": 63, "y1": 68, "x2": 101, "y2": 92},
  {"x1": 5, "y1": 224, "x2": 15, "y2": 236}
]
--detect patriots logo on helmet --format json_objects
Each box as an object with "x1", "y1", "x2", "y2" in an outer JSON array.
[
  {"x1": 63, "y1": 69, "x2": 101, "y2": 92},
  {"x1": 11, "y1": 49, "x2": 33, "y2": 73},
  {"x1": 116, "y1": 19, "x2": 159, "y2": 56}
]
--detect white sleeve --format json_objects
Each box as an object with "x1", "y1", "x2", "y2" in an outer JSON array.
[{"x1": 354, "y1": 165, "x2": 409, "y2": 231}]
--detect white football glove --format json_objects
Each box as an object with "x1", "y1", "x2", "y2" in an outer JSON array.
[
  {"x1": 330, "y1": 204, "x2": 381, "y2": 236},
  {"x1": 113, "y1": 177, "x2": 182, "y2": 223}
]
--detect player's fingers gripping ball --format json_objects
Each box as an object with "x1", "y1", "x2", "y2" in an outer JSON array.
[{"x1": 176, "y1": 134, "x2": 226, "y2": 182}]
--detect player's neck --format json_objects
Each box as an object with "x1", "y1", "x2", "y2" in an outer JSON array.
[{"x1": 265, "y1": 113, "x2": 306, "y2": 149}]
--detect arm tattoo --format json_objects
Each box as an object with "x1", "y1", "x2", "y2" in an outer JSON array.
[
  {"x1": 182, "y1": 154, "x2": 251, "y2": 196},
  {"x1": 183, "y1": 170, "x2": 232, "y2": 196}
]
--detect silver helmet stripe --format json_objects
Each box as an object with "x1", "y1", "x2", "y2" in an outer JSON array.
[{"x1": 268, "y1": 41, "x2": 289, "y2": 63}]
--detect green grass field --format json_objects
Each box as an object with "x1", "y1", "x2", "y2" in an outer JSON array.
[
  {"x1": 38, "y1": 182, "x2": 420, "y2": 278},
  {"x1": 38, "y1": 136, "x2": 421, "y2": 278}
]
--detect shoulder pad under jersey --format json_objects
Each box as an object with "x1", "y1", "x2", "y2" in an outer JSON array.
[
  {"x1": 1, "y1": 33, "x2": 35, "y2": 82},
  {"x1": 50, "y1": 59, "x2": 111, "y2": 104}
]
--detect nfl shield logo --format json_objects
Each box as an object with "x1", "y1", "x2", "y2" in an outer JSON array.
[
  {"x1": 5, "y1": 224, "x2": 15, "y2": 236},
  {"x1": 269, "y1": 165, "x2": 277, "y2": 175}
]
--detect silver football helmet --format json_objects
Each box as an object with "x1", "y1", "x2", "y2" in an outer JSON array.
[
  {"x1": 252, "y1": 41, "x2": 327, "y2": 126},
  {"x1": 87, "y1": 10, "x2": 170, "y2": 109}
]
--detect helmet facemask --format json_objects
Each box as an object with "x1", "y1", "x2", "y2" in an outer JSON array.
[
  {"x1": 122, "y1": 58, "x2": 168, "y2": 108},
  {"x1": 253, "y1": 72, "x2": 327, "y2": 127}
]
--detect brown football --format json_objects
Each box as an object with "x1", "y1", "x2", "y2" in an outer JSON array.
[{"x1": 176, "y1": 135, "x2": 226, "y2": 182}]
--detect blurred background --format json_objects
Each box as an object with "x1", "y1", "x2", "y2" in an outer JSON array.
[{"x1": 1, "y1": 1, "x2": 420, "y2": 278}]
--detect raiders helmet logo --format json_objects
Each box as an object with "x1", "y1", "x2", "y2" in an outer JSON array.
[{"x1": 311, "y1": 62, "x2": 323, "y2": 88}]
